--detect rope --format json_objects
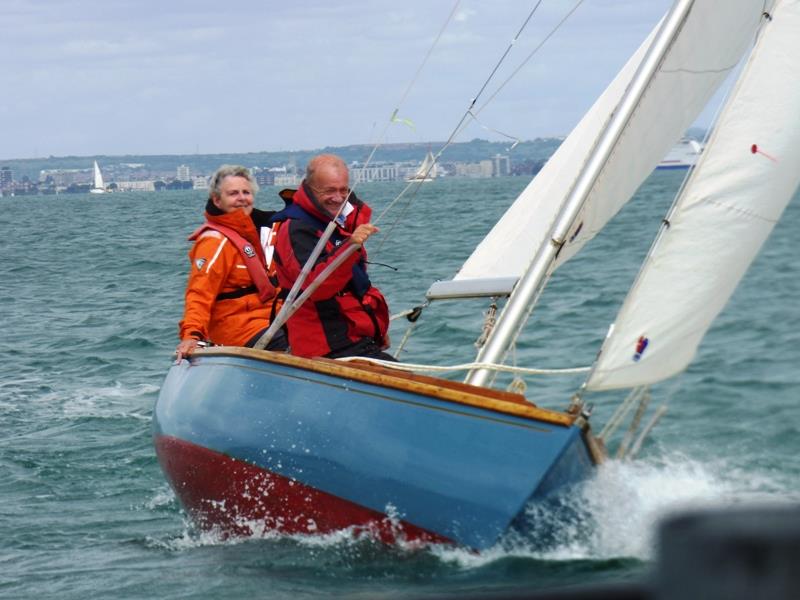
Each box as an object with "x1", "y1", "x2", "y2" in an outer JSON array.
[
  {"x1": 334, "y1": 356, "x2": 590, "y2": 376},
  {"x1": 389, "y1": 303, "x2": 427, "y2": 322},
  {"x1": 474, "y1": 299, "x2": 498, "y2": 348},
  {"x1": 392, "y1": 320, "x2": 417, "y2": 359}
]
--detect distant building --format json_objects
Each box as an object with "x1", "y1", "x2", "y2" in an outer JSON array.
[
  {"x1": 492, "y1": 154, "x2": 511, "y2": 177},
  {"x1": 0, "y1": 167, "x2": 12, "y2": 193},
  {"x1": 255, "y1": 171, "x2": 275, "y2": 187},
  {"x1": 192, "y1": 175, "x2": 209, "y2": 190},
  {"x1": 455, "y1": 161, "x2": 494, "y2": 178},
  {"x1": 273, "y1": 173, "x2": 300, "y2": 187},
  {"x1": 176, "y1": 165, "x2": 191, "y2": 181},
  {"x1": 115, "y1": 180, "x2": 156, "y2": 192},
  {"x1": 38, "y1": 168, "x2": 90, "y2": 187},
  {"x1": 350, "y1": 164, "x2": 398, "y2": 183}
]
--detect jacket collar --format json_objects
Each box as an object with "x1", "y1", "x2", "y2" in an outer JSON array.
[{"x1": 204, "y1": 207, "x2": 259, "y2": 246}]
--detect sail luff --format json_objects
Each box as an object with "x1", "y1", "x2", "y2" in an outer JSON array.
[
  {"x1": 465, "y1": 0, "x2": 697, "y2": 388},
  {"x1": 587, "y1": 0, "x2": 798, "y2": 391}
]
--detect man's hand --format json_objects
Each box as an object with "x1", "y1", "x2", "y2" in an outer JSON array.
[{"x1": 349, "y1": 223, "x2": 379, "y2": 246}]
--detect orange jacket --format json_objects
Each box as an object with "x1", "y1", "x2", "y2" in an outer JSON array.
[{"x1": 179, "y1": 207, "x2": 280, "y2": 347}]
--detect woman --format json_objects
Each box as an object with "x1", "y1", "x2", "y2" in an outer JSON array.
[{"x1": 176, "y1": 165, "x2": 286, "y2": 360}]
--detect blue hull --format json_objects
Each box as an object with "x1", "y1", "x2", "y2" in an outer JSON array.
[{"x1": 153, "y1": 348, "x2": 600, "y2": 550}]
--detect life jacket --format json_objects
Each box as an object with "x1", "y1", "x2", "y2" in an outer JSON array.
[
  {"x1": 269, "y1": 198, "x2": 372, "y2": 299},
  {"x1": 269, "y1": 188, "x2": 389, "y2": 357},
  {"x1": 189, "y1": 221, "x2": 276, "y2": 303}
]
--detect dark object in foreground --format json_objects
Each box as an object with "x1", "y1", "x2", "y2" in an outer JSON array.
[
  {"x1": 428, "y1": 505, "x2": 800, "y2": 600},
  {"x1": 656, "y1": 504, "x2": 800, "y2": 600}
]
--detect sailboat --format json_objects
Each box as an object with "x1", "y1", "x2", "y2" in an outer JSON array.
[
  {"x1": 153, "y1": 1, "x2": 800, "y2": 550},
  {"x1": 406, "y1": 150, "x2": 437, "y2": 182},
  {"x1": 89, "y1": 160, "x2": 106, "y2": 194}
]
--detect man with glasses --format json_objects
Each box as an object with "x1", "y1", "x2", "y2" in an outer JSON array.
[{"x1": 270, "y1": 154, "x2": 393, "y2": 360}]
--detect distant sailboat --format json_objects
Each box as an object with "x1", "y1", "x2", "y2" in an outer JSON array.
[
  {"x1": 90, "y1": 161, "x2": 106, "y2": 194},
  {"x1": 406, "y1": 150, "x2": 437, "y2": 182}
]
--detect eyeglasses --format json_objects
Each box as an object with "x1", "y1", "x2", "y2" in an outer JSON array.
[{"x1": 310, "y1": 185, "x2": 351, "y2": 200}]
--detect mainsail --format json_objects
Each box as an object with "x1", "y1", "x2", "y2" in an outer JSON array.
[
  {"x1": 427, "y1": 1, "x2": 769, "y2": 300},
  {"x1": 587, "y1": 0, "x2": 800, "y2": 390}
]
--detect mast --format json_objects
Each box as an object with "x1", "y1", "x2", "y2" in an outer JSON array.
[{"x1": 465, "y1": 0, "x2": 695, "y2": 387}]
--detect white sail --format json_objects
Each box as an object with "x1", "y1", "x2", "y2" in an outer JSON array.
[
  {"x1": 407, "y1": 151, "x2": 436, "y2": 182},
  {"x1": 587, "y1": 0, "x2": 800, "y2": 391},
  {"x1": 428, "y1": 1, "x2": 769, "y2": 300},
  {"x1": 90, "y1": 161, "x2": 106, "y2": 194}
]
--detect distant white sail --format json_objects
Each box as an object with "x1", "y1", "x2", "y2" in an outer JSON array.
[
  {"x1": 428, "y1": 1, "x2": 768, "y2": 300},
  {"x1": 90, "y1": 161, "x2": 106, "y2": 194},
  {"x1": 407, "y1": 151, "x2": 436, "y2": 182},
  {"x1": 588, "y1": 0, "x2": 800, "y2": 390}
]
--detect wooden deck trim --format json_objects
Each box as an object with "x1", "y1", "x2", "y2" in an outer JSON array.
[{"x1": 195, "y1": 347, "x2": 577, "y2": 428}]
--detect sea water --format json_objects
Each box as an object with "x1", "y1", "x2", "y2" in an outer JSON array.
[{"x1": 2, "y1": 173, "x2": 798, "y2": 598}]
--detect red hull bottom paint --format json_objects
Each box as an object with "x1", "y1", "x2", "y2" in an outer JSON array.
[{"x1": 154, "y1": 435, "x2": 450, "y2": 546}]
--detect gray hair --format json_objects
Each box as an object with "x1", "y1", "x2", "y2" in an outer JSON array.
[{"x1": 208, "y1": 165, "x2": 259, "y2": 199}]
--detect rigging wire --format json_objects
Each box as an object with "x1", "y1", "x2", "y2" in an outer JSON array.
[
  {"x1": 374, "y1": 1, "x2": 546, "y2": 225},
  {"x1": 370, "y1": 1, "x2": 557, "y2": 257},
  {"x1": 372, "y1": 0, "x2": 585, "y2": 251},
  {"x1": 353, "y1": 0, "x2": 463, "y2": 202},
  {"x1": 457, "y1": 0, "x2": 586, "y2": 135},
  {"x1": 468, "y1": 0, "x2": 545, "y2": 113}
]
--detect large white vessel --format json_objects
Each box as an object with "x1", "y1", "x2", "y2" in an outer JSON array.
[{"x1": 657, "y1": 138, "x2": 703, "y2": 169}]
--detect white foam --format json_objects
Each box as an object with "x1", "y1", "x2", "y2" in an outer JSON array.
[
  {"x1": 434, "y1": 451, "x2": 789, "y2": 568},
  {"x1": 144, "y1": 451, "x2": 789, "y2": 563},
  {"x1": 58, "y1": 381, "x2": 158, "y2": 420},
  {"x1": 143, "y1": 485, "x2": 177, "y2": 511}
]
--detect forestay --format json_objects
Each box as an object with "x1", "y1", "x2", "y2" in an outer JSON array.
[
  {"x1": 588, "y1": 0, "x2": 800, "y2": 390},
  {"x1": 427, "y1": 1, "x2": 769, "y2": 300}
]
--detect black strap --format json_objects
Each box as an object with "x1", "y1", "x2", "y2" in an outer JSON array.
[
  {"x1": 268, "y1": 289, "x2": 289, "y2": 322},
  {"x1": 217, "y1": 285, "x2": 258, "y2": 301},
  {"x1": 361, "y1": 303, "x2": 382, "y2": 343}
]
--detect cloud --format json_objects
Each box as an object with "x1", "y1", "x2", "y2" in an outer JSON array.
[
  {"x1": 0, "y1": 0, "x2": 674, "y2": 159},
  {"x1": 454, "y1": 8, "x2": 477, "y2": 23}
]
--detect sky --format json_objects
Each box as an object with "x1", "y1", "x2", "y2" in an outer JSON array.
[{"x1": 1, "y1": 0, "x2": 680, "y2": 160}]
